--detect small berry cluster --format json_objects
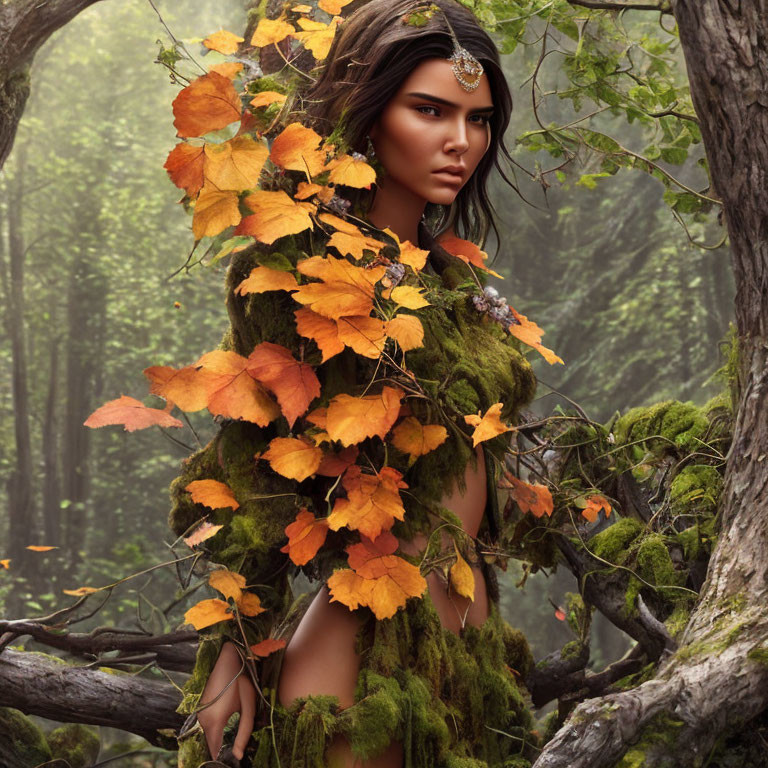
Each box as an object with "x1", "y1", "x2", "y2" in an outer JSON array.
[
  {"x1": 471, "y1": 285, "x2": 521, "y2": 330},
  {"x1": 384, "y1": 262, "x2": 406, "y2": 288}
]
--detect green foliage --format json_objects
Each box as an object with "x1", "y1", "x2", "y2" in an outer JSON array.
[{"x1": 47, "y1": 724, "x2": 101, "y2": 768}]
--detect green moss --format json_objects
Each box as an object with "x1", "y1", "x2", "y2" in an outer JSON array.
[
  {"x1": 747, "y1": 647, "x2": 768, "y2": 667},
  {"x1": 590, "y1": 518, "x2": 644, "y2": 564},
  {"x1": 0, "y1": 707, "x2": 52, "y2": 766},
  {"x1": 664, "y1": 603, "x2": 692, "y2": 638},
  {"x1": 670, "y1": 464, "x2": 723, "y2": 517},
  {"x1": 47, "y1": 724, "x2": 100, "y2": 768}
]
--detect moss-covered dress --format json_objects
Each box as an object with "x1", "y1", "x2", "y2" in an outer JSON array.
[{"x1": 170, "y1": 216, "x2": 540, "y2": 767}]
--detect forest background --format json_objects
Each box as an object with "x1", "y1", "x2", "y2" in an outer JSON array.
[{"x1": 0, "y1": 0, "x2": 733, "y2": 764}]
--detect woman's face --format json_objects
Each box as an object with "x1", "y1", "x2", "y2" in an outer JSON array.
[{"x1": 368, "y1": 56, "x2": 494, "y2": 207}]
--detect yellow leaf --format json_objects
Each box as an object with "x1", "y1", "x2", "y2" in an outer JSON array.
[
  {"x1": 251, "y1": 17, "x2": 295, "y2": 47},
  {"x1": 269, "y1": 122, "x2": 327, "y2": 177},
  {"x1": 237, "y1": 591, "x2": 266, "y2": 617},
  {"x1": 335, "y1": 315, "x2": 387, "y2": 359},
  {"x1": 235, "y1": 265, "x2": 299, "y2": 296},
  {"x1": 385, "y1": 314, "x2": 424, "y2": 352},
  {"x1": 324, "y1": 153, "x2": 376, "y2": 189},
  {"x1": 209, "y1": 569, "x2": 246, "y2": 602},
  {"x1": 326, "y1": 386, "x2": 403, "y2": 446},
  {"x1": 192, "y1": 187, "x2": 241, "y2": 240},
  {"x1": 208, "y1": 62, "x2": 244, "y2": 80},
  {"x1": 389, "y1": 285, "x2": 430, "y2": 309},
  {"x1": 294, "y1": 307, "x2": 345, "y2": 362},
  {"x1": 184, "y1": 598, "x2": 233, "y2": 630},
  {"x1": 250, "y1": 91, "x2": 287, "y2": 109},
  {"x1": 26, "y1": 545, "x2": 57, "y2": 552},
  {"x1": 237, "y1": 190, "x2": 315, "y2": 245},
  {"x1": 292, "y1": 17, "x2": 340, "y2": 60},
  {"x1": 185, "y1": 479, "x2": 240, "y2": 511},
  {"x1": 0, "y1": 559, "x2": 10, "y2": 570},
  {"x1": 390, "y1": 417, "x2": 447, "y2": 463},
  {"x1": 203, "y1": 30, "x2": 244, "y2": 55},
  {"x1": 318, "y1": 0, "x2": 353, "y2": 14},
  {"x1": 261, "y1": 436, "x2": 323, "y2": 481},
  {"x1": 62, "y1": 585, "x2": 100, "y2": 596},
  {"x1": 449, "y1": 542, "x2": 475, "y2": 601},
  {"x1": 296, "y1": 181, "x2": 335, "y2": 203},
  {"x1": 204, "y1": 136, "x2": 269, "y2": 191},
  {"x1": 172, "y1": 72, "x2": 242, "y2": 138},
  {"x1": 463, "y1": 402, "x2": 514, "y2": 447},
  {"x1": 398, "y1": 241, "x2": 429, "y2": 272}
]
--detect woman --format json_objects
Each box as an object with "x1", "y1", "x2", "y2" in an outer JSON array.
[{"x1": 172, "y1": 1, "x2": 539, "y2": 765}]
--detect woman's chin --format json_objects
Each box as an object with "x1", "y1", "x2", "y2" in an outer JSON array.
[{"x1": 426, "y1": 189, "x2": 461, "y2": 206}]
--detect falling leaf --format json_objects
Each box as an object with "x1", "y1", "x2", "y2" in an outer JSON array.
[
  {"x1": 62, "y1": 585, "x2": 100, "y2": 596},
  {"x1": 554, "y1": 607, "x2": 566, "y2": 621},
  {"x1": 291, "y1": 17, "x2": 340, "y2": 60},
  {"x1": 84, "y1": 395, "x2": 184, "y2": 432},
  {"x1": 186, "y1": 479, "x2": 240, "y2": 511},
  {"x1": 463, "y1": 403, "x2": 515, "y2": 447},
  {"x1": 250, "y1": 91, "x2": 287, "y2": 109},
  {"x1": 261, "y1": 436, "x2": 323, "y2": 481},
  {"x1": 501, "y1": 473, "x2": 554, "y2": 518},
  {"x1": 192, "y1": 187, "x2": 241, "y2": 240},
  {"x1": 251, "y1": 17, "x2": 295, "y2": 47},
  {"x1": 184, "y1": 522, "x2": 225, "y2": 548},
  {"x1": 237, "y1": 190, "x2": 316, "y2": 244},
  {"x1": 326, "y1": 386, "x2": 403, "y2": 446},
  {"x1": 185, "y1": 598, "x2": 233, "y2": 630},
  {"x1": 203, "y1": 30, "x2": 244, "y2": 55},
  {"x1": 385, "y1": 314, "x2": 424, "y2": 352},
  {"x1": 507, "y1": 306, "x2": 564, "y2": 366},
  {"x1": 390, "y1": 417, "x2": 447, "y2": 464},
  {"x1": 449, "y1": 541, "x2": 475, "y2": 601},
  {"x1": 327, "y1": 465, "x2": 408, "y2": 540},
  {"x1": 203, "y1": 136, "x2": 270, "y2": 191},
  {"x1": 324, "y1": 153, "x2": 376, "y2": 188},
  {"x1": 336, "y1": 315, "x2": 388, "y2": 359},
  {"x1": 437, "y1": 235, "x2": 503, "y2": 278},
  {"x1": 172, "y1": 72, "x2": 242, "y2": 138},
  {"x1": 26, "y1": 545, "x2": 58, "y2": 552},
  {"x1": 164, "y1": 142, "x2": 205, "y2": 197},
  {"x1": 0, "y1": 559, "x2": 10, "y2": 570},
  {"x1": 196, "y1": 349, "x2": 281, "y2": 426},
  {"x1": 294, "y1": 308, "x2": 345, "y2": 362},
  {"x1": 389, "y1": 285, "x2": 430, "y2": 310},
  {"x1": 280, "y1": 508, "x2": 329, "y2": 565},
  {"x1": 269, "y1": 122, "x2": 327, "y2": 177},
  {"x1": 581, "y1": 494, "x2": 612, "y2": 523},
  {"x1": 236, "y1": 265, "x2": 299, "y2": 296},
  {"x1": 250, "y1": 637, "x2": 287, "y2": 657},
  {"x1": 247, "y1": 342, "x2": 321, "y2": 428},
  {"x1": 209, "y1": 569, "x2": 246, "y2": 601}
]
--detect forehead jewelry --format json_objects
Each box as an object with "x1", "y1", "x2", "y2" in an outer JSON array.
[{"x1": 439, "y1": 11, "x2": 484, "y2": 92}]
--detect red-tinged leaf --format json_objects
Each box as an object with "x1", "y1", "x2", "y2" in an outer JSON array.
[
  {"x1": 280, "y1": 508, "x2": 329, "y2": 565},
  {"x1": 183, "y1": 522, "x2": 225, "y2": 548},
  {"x1": 555, "y1": 607, "x2": 566, "y2": 621},
  {"x1": 172, "y1": 72, "x2": 242, "y2": 138},
  {"x1": 26, "y1": 545, "x2": 58, "y2": 552},
  {"x1": 84, "y1": 395, "x2": 184, "y2": 432},
  {"x1": 250, "y1": 638, "x2": 287, "y2": 657},
  {"x1": 186, "y1": 479, "x2": 240, "y2": 511}
]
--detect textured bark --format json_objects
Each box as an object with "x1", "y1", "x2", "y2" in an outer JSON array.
[
  {"x1": 0, "y1": 0, "x2": 107, "y2": 169},
  {"x1": 534, "y1": 2, "x2": 768, "y2": 766},
  {"x1": 0, "y1": 649, "x2": 184, "y2": 746}
]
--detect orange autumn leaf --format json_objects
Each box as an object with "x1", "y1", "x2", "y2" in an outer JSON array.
[
  {"x1": 195, "y1": 349, "x2": 281, "y2": 426},
  {"x1": 449, "y1": 541, "x2": 475, "y2": 601},
  {"x1": 192, "y1": 187, "x2": 241, "y2": 239},
  {"x1": 294, "y1": 307, "x2": 345, "y2": 362},
  {"x1": 237, "y1": 190, "x2": 316, "y2": 244},
  {"x1": 250, "y1": 637, "x2": 287, "y2": 657},
  {"x1": 203, "y1": 136, "x2": 269, "y2": 191},
  {"x1": 555, "y1": 607, "x2": 566, "y2": 621},
  {"x1": 295, "y1": 181, "x2": 335, "y2": 203},
  {"x1": 327, "y1": 230, "x2": 386, "y2": 260},
  {"x1": 164, "y1": 142, "x2": 205, "y2": 197},
  {"x1": 26, "y1": 545, "x2": 57, "y2": 552},
  {"x1": 463, "y1": 403, "x2": 515, "y2": 447},
  {"x1": 336, "y1": 315, "x2": 387, "y2": 359},
  {"x1": 236, "y1": 265, "x2": 299, "y2": 296},
  {"x1": 508, "y1": 307, "x2": 564, "y2": 365},
  {"x1": 261, "y1": 436, "x2": 323, "y2": 481},
  {"x1": 390, "y1": 417, "x2": 447, "y2": 464},
  {"x1": 581, "y1": 494, "x2": 612, "y2": 523},
  {"x1": 144, "y1": 364, "x2": 216, "y2": 413},
  {"x1": 208, "y1": 61, "x2": 244, "y2": 80},
  {"x1": 209, "y1": 568, "x2": 246, "y2": 601},
  {"x1": 291, "y1": 17, "x2": 339, "y2": 60},
  {"x1": 318, "y1": 0, "x2": 353, "y2": 13},
  {"x1": 84, "y1": 395, "x2": 184, "y2": 432},
  {"x1": 397, "y1": 241, "x2": 430, "y2": 272},
  {"x1": 247, "y1": 342, "x2": 322, "y2": 428},
  {"x1": 291, "y1": 3, "x2": 313, "y2": 12},
  {"x1": 251, "y1": 17, "x2": 295, "y2": 47},
  {"x1": 186, "y1": 479, "x2": 240, "y2": 511},
  {"x1": 185, "y1": 598, "x2": 233, "y2": 630},
  {"x1": 0, "y1": 559, "x2": 10, "y2": 570},
  {"x1": 501, "y1": 473, "x2": 554, "y2": 518},
  {"x1": 328, "y1": 531, "x2": 427, "y2": 619},
  {"x1": 184, "y1": 521, "x2": 224, "y2": 548},
  {"x1": 269, "y1": 122, "x2": 327, "y2": 177},
  {"x1": 385, "y1": 314, "x2": 424, "y2": 352},
  {"x1": 62, "y1": 585, "x2": 100, "y2": 596},
  {"x1": 203, "y1": 30, "x2": 244, "y2": 55},
  {"x1": 437, "y1": 235, "x2": 503, "y2": 278},
  {"x1": 280, "y1": 508, "x2": 329, "y2": 565},
  {"x1": 250, "y1": 91, "x2": 287, "y2": 109},
  {"x1": 327, "y1": 465, "x2": 408, "y2": 540},
  {"x1": 388, "y1": 285, "x2": 430, "y2": 310},
  {"x1": 316, "y1": 445, "x2": 359, "y2": 477},
  {"x1": 305, "y1": 407, "x2": 327, "y2": 428},
  {"x1": 297, "y1": 254, "x2": 385, "y2": 295},
  {"x1": 291, "y1": 279, "x2": 374, "y2": 320},
  {"x1": 237, "y1": 592, "x2": 266, "y2": 616},
  {"x1": 324, "y1": 153, "x2": 376, "y2": 189},
  {"x1": 172, "y1": 72, "x2": 242, "y2": 138},
  {"x1": 326, "y1": 386, "x2": 404, "y2": 446}
]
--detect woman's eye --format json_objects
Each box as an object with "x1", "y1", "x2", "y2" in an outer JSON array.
[
  {"x1": 470, "y1": 114, "x2": 491, "y2": 125},
  {"x1": 416, "y1": 105, "x2": 440, "y2": 117}
]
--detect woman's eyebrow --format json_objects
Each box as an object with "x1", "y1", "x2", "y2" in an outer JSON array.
[{"x1": 405, "y1": 91, "x2": 494, "y2": 112}]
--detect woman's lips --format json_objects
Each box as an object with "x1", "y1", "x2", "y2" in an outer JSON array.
[{"x1": 432, "y1": 171, "x2": 464, "y2": 184}]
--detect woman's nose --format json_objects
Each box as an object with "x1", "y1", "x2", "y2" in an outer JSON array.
[{"x1": 444, "y1": 118, "x2": 470, "y2": 155}]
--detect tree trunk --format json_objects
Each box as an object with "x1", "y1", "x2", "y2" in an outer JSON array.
[
  {"x1": 533, "y1": 3, "x2": 768, "y2": 766},
  {"x1": 42, "y1": 339, "x2": 62, "y2": 547},
  {"x1": 0, "y1": 0, "x2": 107, "y2": 170}
]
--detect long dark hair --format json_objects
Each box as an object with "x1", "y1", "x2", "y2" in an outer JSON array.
[{"x1": 294, "y1": 0, "x2": 514, "y2": 254}]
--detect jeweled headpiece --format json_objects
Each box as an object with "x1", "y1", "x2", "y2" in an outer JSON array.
[{"x1": 402, "y1": 3, "x2": 485, "y2": 92}]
